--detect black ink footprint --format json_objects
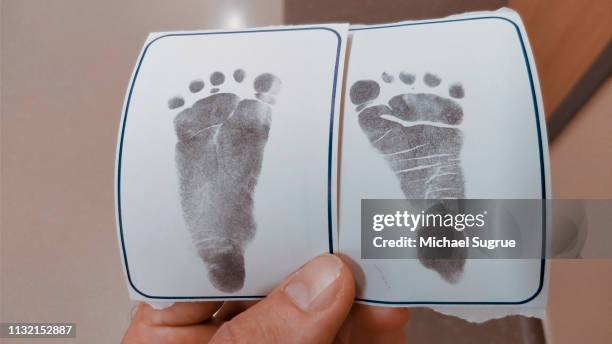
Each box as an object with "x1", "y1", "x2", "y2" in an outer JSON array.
[
  {"x1": 168, "y1": 69, "x2": 281, "y2": 292},
  {"x1": 350, "y1": 72, "x2": 467, "y2": 283}
]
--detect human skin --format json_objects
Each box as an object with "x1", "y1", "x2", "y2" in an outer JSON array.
[{"x1": 123, "y1": 254, "x2": 410, "y2": 343}]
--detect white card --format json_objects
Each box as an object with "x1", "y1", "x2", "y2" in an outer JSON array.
[
  {"x1": 339, "y1": 10, "x2": 550, "y2": 306},
  {"x1": 116, "y1": 24, "x2": 348, "y2": 300}
]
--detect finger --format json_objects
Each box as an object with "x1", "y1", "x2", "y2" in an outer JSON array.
[
  {"x1": 146, "y1": 301, "x2": 174, "y2": 310},
  {"x1": 211, "y1": 254, "x2": 355, "y2": 343},
  {"x1": 136, "y1": 301, "x2": 223, "y2": 326},
  {"x1": 336, "y1": 305, "x2": 410, "y2": 343},
  {"x1": 344, "y1": 328, "x2": 407, "y2": 344},
  {"x1": 378, "y1": 329, "x2": 407, "y2": 344},
  {"x1": 348, "y1": 304, "x2": 410, "y2": 331},
  {"x1": 123, "y1": 322, "x2": 220, "y2": 344}
]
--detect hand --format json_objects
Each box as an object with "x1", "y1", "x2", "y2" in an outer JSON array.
[{"x1": 123, "y1": 254, "x2": 410, "y2": 343}]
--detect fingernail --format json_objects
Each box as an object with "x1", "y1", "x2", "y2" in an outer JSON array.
[
  {"x1": 147, "y1": 301, "x2": 174, "y2": 310},
  {"x1": 283, "y1": 254, "x2": 343, "y2": 312}
]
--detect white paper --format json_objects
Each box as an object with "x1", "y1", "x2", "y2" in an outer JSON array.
[
  {"x1": 116, "y1": 9, "x2": 551, "y2": 317},
  {"x1": 116, "y1": 23, "x2": 348, "y2": 300},
  {"x1": 339, "y1": 8, "x2": 550, "y2": 310}
]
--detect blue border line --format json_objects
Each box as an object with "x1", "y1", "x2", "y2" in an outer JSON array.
[
  {"x1": 117, "y1": 27, "x2": 342, "y2": 299},
  {"x1": 350, "y1": 16, "x2": 548, "y2": 305}
]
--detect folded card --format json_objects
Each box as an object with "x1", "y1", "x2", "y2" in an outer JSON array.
[{"x1": 115, "y1": 9, "x2": 549, "y2": 312}]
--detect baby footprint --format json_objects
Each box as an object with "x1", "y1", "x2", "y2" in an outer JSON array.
[
  {"x1": 168, "y1": 69, "x2": 281, "y2": 292},
  {"x1": 350, "y1": 71, "x2": 467, "y2": 283}
]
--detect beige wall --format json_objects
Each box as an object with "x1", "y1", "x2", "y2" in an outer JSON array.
[
  {"x1": 550, "y1": 77, "x2": 612, "y2": 198},
  {"x1": 509, "y1": 0, "x2": 612, "y2": 118},
  {"x1": 545, "y1": 78, "x2": 612, "y2": 343},
  {"x1": 0, "y1": 1, "x2": 282, "y2": 343}
]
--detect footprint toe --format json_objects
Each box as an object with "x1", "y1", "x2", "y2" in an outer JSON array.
[
  {"x1": 210, "y1": 71, "x2": 225, "y2": 86},
  {"x1": 381, "y1": 72, "x2": 394, "y2": 83},
  {"x1": 233, "y1": 69, "x2": 246, "y2": 83},
  {"x1": 423, "y1": 73, "x2": 441, "y2": 87},
  {"x1": 399, "y1": 71, "x2": 416, "y2": 85},
  {"x1": 449, "y1": 83, "x2": 464, "y2": 99},
  {"x1": 350, "y1": 80, "x2": 380, "y2": 105},
  {"x1": 189, "y1": 79, "x2": 205, "y2": 93},
  {"x1": 254, "y1": 73, "x2": 281, "y2": 105},
  {"x1": 254, "y1": 73, "x2": 281, "y2": 95},
  {"x1": 168, "y1": 96, "x2": 185, "y2": 109}
]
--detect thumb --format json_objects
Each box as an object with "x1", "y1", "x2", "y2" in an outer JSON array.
[{"x1": 211, "y1": 254, "x2": 355, "y2": 343}]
